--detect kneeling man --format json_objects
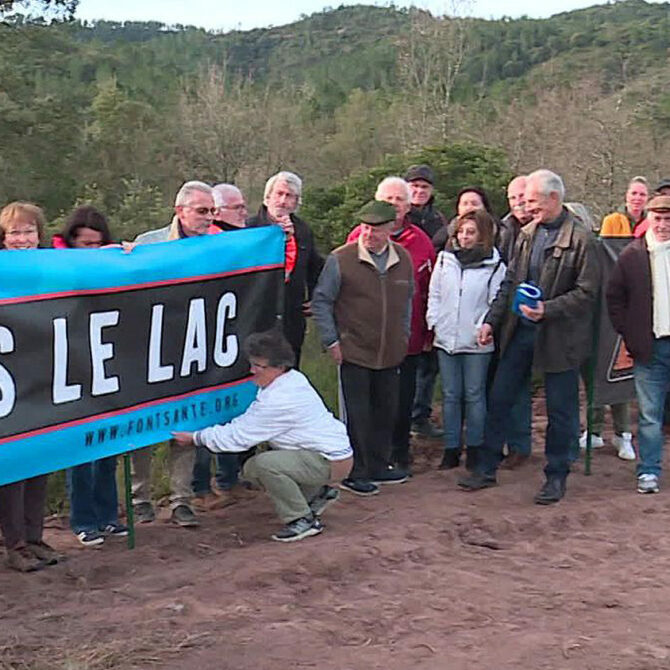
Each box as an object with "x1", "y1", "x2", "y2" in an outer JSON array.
[{"x1": 173, "y1": 330, "x2": 353, "y2": 542}]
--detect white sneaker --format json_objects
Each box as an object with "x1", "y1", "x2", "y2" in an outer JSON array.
[
  {"x1": 637, "y1": 474, "x2": 660, "y2": 494},
  {"x1": 579, "y1": 430, "x2": 604, "y2": 449},
  {"x1": 613, "y1": 432, "x2": 636, "y2": 461}
]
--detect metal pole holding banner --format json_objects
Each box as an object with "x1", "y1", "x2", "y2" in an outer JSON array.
[
  {"x1": 584, "y1": 266, "x2": 603, "y2": 477},
  {"x1": 123, "y1": 453, "x2": 135, "y2": 549}
]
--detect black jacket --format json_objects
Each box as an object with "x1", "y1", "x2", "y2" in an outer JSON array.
[
  {"x1": 247, "y1": 206, "x2": 324, "y2": 358},
  {"x1": 408, "y1": 198, "x2": 447, "y2": 244}
]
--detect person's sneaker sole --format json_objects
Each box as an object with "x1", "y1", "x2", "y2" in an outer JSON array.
[
  {"x1": 339, "y1": 482, "x2": 380, "y2": 496},
  {"x1": 271, "y1": 524, "x2": 324, "y2": 543},
  {"x1": 76, "y1": 532, "x2": 105, "y2": 547},
  {"x1": 637, "y1": 484, "x2": 660, "y2": 494},
  {"x1": 371, "y1": 476, "x2": 409, "y2": 485}
]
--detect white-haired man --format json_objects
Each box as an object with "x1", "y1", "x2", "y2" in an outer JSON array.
[
  {"x1": 459, "y1": 169, "x2": 600, "y2": 504},
  {"x1": 346, "y1": 177, "x2": 435, "y2": 474},
  {"x1": 212, "y1": 184, "x2": 247, "y2": 231},
  {"x1": 247, "y1": 171, "x2": 323, "y2": 366},
  {"x1": 131, "y1": 181, "x2": 217, "y2": 527}
]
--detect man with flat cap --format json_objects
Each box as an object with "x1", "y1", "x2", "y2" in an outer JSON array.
[
  {"x1": 312, "y1": 200, "x2": 414, "y2": 496},
  {"x1": 607, "y1": 195, "x2": 670, "y2": 494}
]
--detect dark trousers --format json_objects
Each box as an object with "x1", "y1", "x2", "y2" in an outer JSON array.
[
  {"x1": 340, "y1": 362, "x2": 400, "y2": 480},
  {"x1": 67, "y1": 456, "x2": 119, "y2": 534},
  {"x1": 192, "y1": 448, "x2": 240, "y2": 494},
  {"x1": 412, "y1": 350, "x2": 438, "y2": 421},
  {"x1": 392, "y1": 354, "x2": 419, "y2": 467},
  {"x1": 0, "y1": 475, "x2": 48, "y2": 550},
  {"x1": 479, "y1": 325, "x2": 579, "y2": 480}
]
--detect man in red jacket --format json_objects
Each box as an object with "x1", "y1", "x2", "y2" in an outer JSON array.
[{"x1": 347, "y1": 177, "x2": 436, "y2": 471}]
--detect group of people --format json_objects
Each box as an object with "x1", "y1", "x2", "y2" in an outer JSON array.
[{"x1": 1, "y1": 166, "x2": 670, "y2": 571}]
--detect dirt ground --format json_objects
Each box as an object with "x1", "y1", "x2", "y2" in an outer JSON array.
[{"x1": 2, "y1": 395, "x2": 670, "y2": 670}]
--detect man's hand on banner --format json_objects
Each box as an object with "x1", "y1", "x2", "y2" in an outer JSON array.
[
  {"x1": 172, "y1": 431, "x2": 195, "y2": 447},
  {"x1": 520, "y1": 301, "x2": 545, "y2": 322}
]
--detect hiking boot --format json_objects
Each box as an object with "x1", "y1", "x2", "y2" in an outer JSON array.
[
  {"x1": 271, "y1": 515, "x2": 324, "y2": 543},
  {"x1": 101, "y1": 523, "x2": 129, "y2": 538},
  {"x1": 579, "y1": 431, "x2": 604, "y2": 449},
  {"x1": 27, "y1": 540, "x2": 62, "y2": 565},
  {"x1": 309, "y1": 486, "x2": 340, "y2": 516},
  {"x1": 458, "y1": 472, "x2": 497, "y2": 491},
  {"x1": 340, "y1": 478, "x2": 380, "y2": 496},
  {"x1": 534, "y1": 477, "x2": 566, "y2": 505},
  {"x1": 76, "y1": 530, "x2": 105, "y2": 547},
  {"x1": 6, "y1": 546, "x2": 45, "y2": 572},
  {"x1": 613, "y1": 432, "x2": 636, "y2": 461},
  {"x1": 372, "y1": 466, "x2": 409, "y2": 485},
  {"x1": 500, "y1": 452, "x2": 530, "y2": 470},
  {"x1": 133, "y1": 502, "x2": 155, "y2": 524},
  {"x1": 637, "y1": 473, "x2": 660, "y2": 494},
  {"x1": 438, "y1": 449, "x2": 461, "y2": 470},
  {"x1": 171, "y1": 504, "x2": 200, "y2": 527},
  {"x1": 411, "y1": 418, "x2": 444, "y2": 439}
]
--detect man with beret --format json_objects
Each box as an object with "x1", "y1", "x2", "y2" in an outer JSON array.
[
  {"x1": 607, "y1": 195, "x2": 670, "y2": 494},
  {"x1": 312, "y1": 200, "x2": 415, "y2": 496}
]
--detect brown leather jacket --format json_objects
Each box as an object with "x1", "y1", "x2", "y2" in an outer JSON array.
[{"x1": 485, "y1": 209, "x2": 600, "y2": 373}]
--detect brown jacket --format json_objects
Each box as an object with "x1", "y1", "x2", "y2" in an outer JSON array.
[
  {"x1": 485, "y1": 209, "x2": 600, "y2": 373},
  {"x1": 313, "y1": 238, "x2": 413, "y2": 370},
  {"x1": 605, "y1": 237, "x2": 654, "y2": 364}
]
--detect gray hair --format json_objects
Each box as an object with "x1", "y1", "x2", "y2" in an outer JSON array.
[
  {"x1": 243, "y1": 329, "x2": 295, "y2": 370},
  {"x1": 375, "y1": 176, "x2": 411, "y2": 202},
  {"x1": 212, "y1": 183, "x2": 243, "y2": 208},
  {"x1": 263, "y1": 171, "x2": 303, "y2": 205},
  {"x1": 526, "y1": 169, "x2": 565, "y2": 202},
  {"x1": 174, "y1": 181, "x2": 213, "y2": 207}
]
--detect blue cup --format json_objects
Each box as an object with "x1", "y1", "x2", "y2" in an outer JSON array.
[{"x1": 513, "y1": 282, "x2": 543, "y2": 318}]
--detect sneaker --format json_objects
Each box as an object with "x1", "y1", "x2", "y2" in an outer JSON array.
[
  {"x1": 76, "y1": 531, "x2": 105, "y2": 547},
  {"x1": 271, "y1": 516, "x2": 323, "y2": 542},
  {"x1": 340, "y1": 478, "x2": 380, "y2": 496},
  {"x1": 27, "y1": 540, "x2": 63, "y2": 565},
  {"x1": 637, "y1": 473, "x2": 660, "y2": 494},
  {"x1": 309, "y1": 486, "x2": 340, "y2": 516},
  {"x1": 613, "y1": 432, "x2": 636, "y2": 461},
  {"x1": 133, "y1": 502, "x2": 156, "y2": 524},
  {"x1": 101, "y1": 523, "x2": 129, "y2": 538},
  {"x1": 457, "y1": 472, "x2": 497, "y2": 491},
  {"x1": 579, "y1": 430, "x2": 604, "y2": 449},
  {"x1": 372, "y1": 466, "x2": 409, "y2": 485},
  {"x1": 171, "y1": 504, "x2": 200, "y2": 527},
  {"x1": 5, "y1": 546, "x2": 45, "y2": 573},
  {"x1": 411, "y1": 418, "x2": 444, "y2": 439}
]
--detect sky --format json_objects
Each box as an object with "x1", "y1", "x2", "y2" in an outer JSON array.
[{"x1": 73, "y1": 0, "x2": 663, "y2": 32}]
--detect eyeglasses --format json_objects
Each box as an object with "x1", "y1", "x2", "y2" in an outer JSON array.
[
  {"x1": 184, "y1": 205, "x2": 217, "y2": 216},
  {"x1": 221, "y1": 204, "x2": 247, "y2": 211},
  {"x1": 249, "y1": 360, "x2": 270, "y2": 370}
]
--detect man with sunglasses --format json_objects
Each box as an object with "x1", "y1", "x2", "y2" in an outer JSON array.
[{"x1": 130, "y1": 181, "x2": 217, "y2": 528}]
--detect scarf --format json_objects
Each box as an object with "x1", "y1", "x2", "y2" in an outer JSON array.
[
  {"x1": 453, "y1": 244, "x2": 492, "y2": 268},
  {"x1": 645, "y1": 227, "x2": 670, "y2": 338}
]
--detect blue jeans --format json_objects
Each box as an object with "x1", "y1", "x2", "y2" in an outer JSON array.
[
  {"x1": 192, "y1": 447, "x2": 239, "y2": 494},
  {"x1": 67, "y1": 456, "x2": 119, "y2": 533},
  {"x1": 479, "y1": 325, "x2": 579, "y2": 479},
  {"x1": 437, "y1": 349, "x2": 492, "y2": 449},
  {"x1": 412, "y1": 350, "x2": 438, "y2": 421},
  {"x1": 506, "y1": 382, "x2": 532, "y2": 456},
  {"x1": 634, "y1": 338, "x2": 670, "y2": 477}
]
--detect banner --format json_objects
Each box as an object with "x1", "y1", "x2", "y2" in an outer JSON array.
[
  {"x1": 0, "y1": 227, "x2": 285, "y2": 485},
  {"x1": 592, "y1": 237, "x2": 636, "y2": 406}
]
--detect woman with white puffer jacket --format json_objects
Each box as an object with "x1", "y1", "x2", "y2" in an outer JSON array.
[{"x1": 427, "y1": 209, "x2": 506, "y2": 472}]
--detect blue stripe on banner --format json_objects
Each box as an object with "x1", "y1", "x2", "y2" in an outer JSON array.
[
  {"x1": 0, "y1": 226, "x2": 285, "y2": 300},
  {"x1": 0, "y1": 380, "x2": 259, "y2": 486}
]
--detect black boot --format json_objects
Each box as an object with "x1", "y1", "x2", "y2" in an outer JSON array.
[
  {"x1": 465, "y1": 446, "x2": 479, "y2": 472},
  {"x1": 438, "y1": 449, "x2": 461, "y2": 470},
  {"x1": 534, "y1": 476, "x2": 566, "y2": 505}
]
